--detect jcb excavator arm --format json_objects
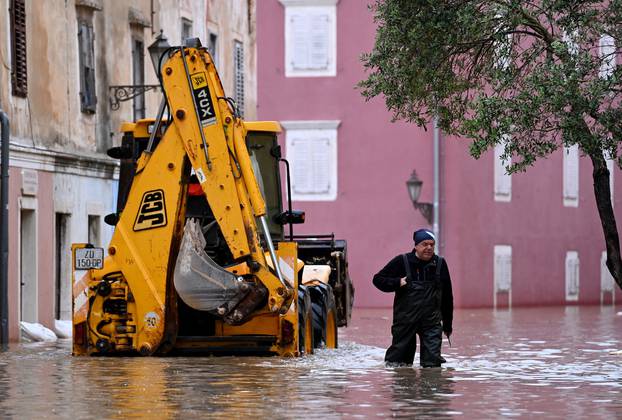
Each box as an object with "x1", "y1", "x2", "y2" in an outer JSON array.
[
  {"x1": 163, "y1": 46, "x2": 291, "y2": 308},
  {"x1": 72, "y1": 45, "x2": 295, "y2": 356}
]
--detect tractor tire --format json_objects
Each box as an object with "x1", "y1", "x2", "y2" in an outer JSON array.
[
  {"x1": 297, "y1": 285, "x2": 314, "y2": 355},
  {"x1": 308, "y1": 283, "x2": 338, "y2": 349}
]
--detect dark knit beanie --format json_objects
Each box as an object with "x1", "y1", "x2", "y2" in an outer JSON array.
[{"x1": 413, "y1": 229, "x2": 436, "y2": 245}]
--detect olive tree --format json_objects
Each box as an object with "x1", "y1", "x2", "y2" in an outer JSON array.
[{"x1": 360, "y1": 0, "x2": 622, "y2": 290}]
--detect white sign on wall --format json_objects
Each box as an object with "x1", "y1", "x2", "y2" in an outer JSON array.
[{"x1": 21, "y1": 168, "x2": 38, "y2": 196}]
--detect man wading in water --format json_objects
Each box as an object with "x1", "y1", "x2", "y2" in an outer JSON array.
[{"x1": 373, "y1": 229, "x2": 453, "y2": 367}]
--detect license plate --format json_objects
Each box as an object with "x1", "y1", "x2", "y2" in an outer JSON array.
[{"x1": 74, "y1": 247, "x2": 104, "y2": 270}]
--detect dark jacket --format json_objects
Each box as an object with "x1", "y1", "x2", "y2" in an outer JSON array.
[{"x1": 373, "y1": 252, "x2": 453, "y2": 333}]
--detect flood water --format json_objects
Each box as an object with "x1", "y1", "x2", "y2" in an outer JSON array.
[{"x1": 1, "y1": 306, "x2": 621, "y2": 418}]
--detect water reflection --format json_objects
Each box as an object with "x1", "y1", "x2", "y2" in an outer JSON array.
[
  {"x1": 0, "y1": 306, "x2": 621, "y2": 418},
  {"x1": 388, "y1": 367, "x2": 456, "y2": 418}
]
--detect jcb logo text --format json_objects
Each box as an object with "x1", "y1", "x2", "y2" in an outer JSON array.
[
  {"x1": 133, "y1": 189, "x2": 167, "y2": 231},
  {"x1": 191, "y1": 74, "x2": 207, "y2": 89}
]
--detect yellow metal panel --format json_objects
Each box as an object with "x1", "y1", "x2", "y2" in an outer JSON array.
[
  {"x1": 243, "y1": 121, "x2": 282, "y2": 133},
  {"x1": 119, "y1": 119, "x2": 167, "y2": 138},
  {"x1": 100, "y1": 126, "x2": 188, "y2": 354},
  {"x1": 119, "y1": 122, "x2": 136, "y2": 133},
  {"x1": 219, "y1": 313, "x2": 279, "y2": 336}
]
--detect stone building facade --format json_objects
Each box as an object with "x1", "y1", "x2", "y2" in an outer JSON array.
[{"x1": 0, "y1": 0, "x2": 257, "y2": 341}]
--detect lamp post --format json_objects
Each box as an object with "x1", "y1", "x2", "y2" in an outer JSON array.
[
  {"x1": 148, "y1": 31, "x2": 171, "y2": 76},
  {"x1": 406, "y1": 170, "x2": 433, "y2": 225}
]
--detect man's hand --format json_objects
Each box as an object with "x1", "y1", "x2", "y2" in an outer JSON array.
[{"x1": 399, "y1": 277, "x2": 407, "y2": 287}]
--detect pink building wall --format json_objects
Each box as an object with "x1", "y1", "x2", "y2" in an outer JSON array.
[
  {"x1": 7, "y1": 168, "x2": 56, "y2": 341},
  {"x1": 257, "y1": 1, "x2": 621, "y2": 308}
]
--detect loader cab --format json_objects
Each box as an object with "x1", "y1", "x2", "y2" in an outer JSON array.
[
  {"x1": 244, "y1": 122, "x2": 286, "y2": 241},
  {"x1": 110, "y1": 119, "x2": 301, "y2": 246}
]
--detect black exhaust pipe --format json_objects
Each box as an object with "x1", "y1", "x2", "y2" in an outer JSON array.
[{"x1": 0, "y1": 110, "x2": 9, "y2": 348}]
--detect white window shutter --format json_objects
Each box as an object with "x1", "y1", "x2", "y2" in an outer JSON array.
[
  {"x1": 563, "y1": 145, "x2": 579, "y2": 207},
  {"x1": 494, "y1": 136, "x2": 511, "y2": 202},
  {"x1": 290, "y1": 12, "x2": 330, "y2": 71},
  {"x1": 283, "y1": 120, "x2": 339, "y2": 201},
  {"x1": 283, "y1": 1, "x2": 337, "y2": 77},
  {"x1": 494, "y1": 245, "x2": 512, "y2": 293},
  {"x1": 291, "y1": 13, "x2": 310, "y2": 70},
  {"x1": 308, "y1": 13, "x2": 330, "y2": 70},
  {"x1": 599, "y1": 34, "x2": 616, "y2": 79},
  {"x1": 565, "y1": 251, "x2": 579, "y2": 301},
  {"x1": 290, "y1": 132, "x2": 331, "y2": 195},
  {"x1": 562, "y1": 30, "x2": 579, "y2": 56},
  {"x1": 606, "y1": 157, "x2": 614, "y2": 207},
  {"x1": 601, "y1": 251, "x2": 615, "y2": 294}
]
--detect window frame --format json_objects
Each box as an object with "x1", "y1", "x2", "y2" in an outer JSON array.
[
  {"x1": 282, "y1": 120, "x2": 340, "y2": 201},
  {"x1": 131, "y1": 36, "x2": 145, "y2": 121},
  {"x1": 181, "y1": 17, "x2": 193, "y2": 42},
  {"x1": 280, "y1": 0, "x2": 338, "y2": 78},
  {"x1": 208, "y1": 31, "x2": 218, "y2": 66},
  {"x1": 77, "y1": 16, "x2": 97, "y2": 114}
]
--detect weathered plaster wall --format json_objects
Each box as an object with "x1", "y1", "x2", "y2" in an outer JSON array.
[{"x1": 0, "y1": 0, "x2": 260, "y2": 342}]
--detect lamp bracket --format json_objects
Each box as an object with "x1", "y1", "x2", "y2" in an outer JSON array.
[
  {"x1": 108, "y1": 85, "x2": 160, "y2": 111},
  {"x1": 414, "y1": 202, "x2": 433, "y2": 225}
]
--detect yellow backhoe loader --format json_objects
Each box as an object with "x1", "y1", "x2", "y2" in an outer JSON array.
[{"x1": 71, "y1": 39, "x2": 353, "y2": 357}]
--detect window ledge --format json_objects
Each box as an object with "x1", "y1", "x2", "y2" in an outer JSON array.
[
  {"x1": 279, "y1": 0, "x2": 339, "y2": 6},
  {"x1": 75, "y1": 0, "x2": 102, "y2": 11},
  {"x1": 129, "y1": 7, "x2": 151, "y2": 28},
  {"x1": 281, "y1": 120, "x2": 341, "y2": 130}
]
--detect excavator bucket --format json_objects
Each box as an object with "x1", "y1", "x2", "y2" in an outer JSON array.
[{"x1": 174, "y1": 219, "x2": 250, "y2": 315}]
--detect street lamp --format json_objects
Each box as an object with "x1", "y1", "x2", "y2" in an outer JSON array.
[
  {"x1": 148, "y1": 31, "x2": 171, "y2": 76},
  {"x1": 108, "y1": 32, "x2": 169, "y2": 112},
  {"x1": 406, "y1": 170, "x2": 433, "y2": 224}
]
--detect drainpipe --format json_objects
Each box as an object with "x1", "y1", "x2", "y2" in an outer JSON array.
[
  {"x1": 0, "y1": 110, "x2": 9, "y2": 347},
  {"x1": 433, "y1": 117, "x2": 441, "y2": 252}
]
